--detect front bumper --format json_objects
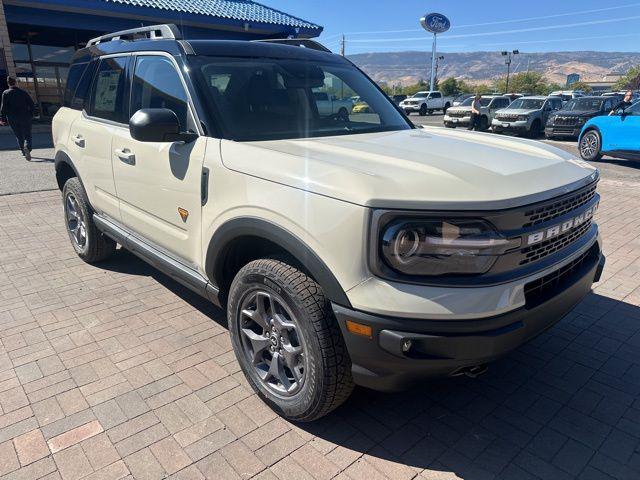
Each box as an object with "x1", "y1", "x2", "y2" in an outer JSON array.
[
  {"x1": 401, "y1": 104, "x2": 421, "y2": 112},
  {"x1": 545, "y1": 126, "x2": 583, "y2": 137},
  {"x1": 334, "y1": 243, "x2": 604, "y2": 392},
  {"x1": 444, "y1": 114, "x2": 471, "y2": 126},
  {"x1": 492, "y1": 119, "x2": 530, "y2": 131}
]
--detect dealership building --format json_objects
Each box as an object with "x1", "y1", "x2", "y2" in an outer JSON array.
[{"x1": 0, "y1": 0, "x2": 322, "y2": 117}]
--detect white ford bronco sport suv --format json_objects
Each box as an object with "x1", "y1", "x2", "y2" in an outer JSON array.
[{"x1": 53, "y1": 25, "x2": 604, "y2": 422}]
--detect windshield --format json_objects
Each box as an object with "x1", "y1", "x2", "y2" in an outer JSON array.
[
  {"x1": 190, "y1": 56, "x2": 410, "y2": 141},
  {"x1": 508, "y1": 98, "x2": 544, "y2": 110},
  {"x1": 563, "y1": 98, "x2": 604, "y2": 111},
  {"x1": 412, "y1": 92, "x2": 429, "y2": 98},
  {"x1": 460, "y1": 97, "x2": 473, "y2": 106}
]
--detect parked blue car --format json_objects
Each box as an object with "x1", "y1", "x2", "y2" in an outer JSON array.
[{"x1": 578, "y1": 100, "x2": 640, "y2": 161}]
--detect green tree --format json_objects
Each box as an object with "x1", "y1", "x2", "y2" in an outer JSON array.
[
  {"x1": 495, "y1": 71, "x2": 549, "y2": 95},
  {"x1": 569, "y1": 81, "x2": 593, "y2": 93},
  {"x1": 614, "y1": 65, "x2": 640, "y2": 90},
  {"x1": 439, "y1": 77, "x2": 458, "y2": 96}
]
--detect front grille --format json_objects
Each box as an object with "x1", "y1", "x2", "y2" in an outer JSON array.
[
  {"x1": 519, "y1": 219, "x2": 593, "y2": 265},
  {"x1": 448, "y1": 110, "x2": 468, "y2": 118},
  {"x1": 550, "y1": 127, "x2": 577, "y2": 134},
  {"x1": 523, "y1": 183, "x2": 597, "y2": 228},
  {"x1": 524, "y1": 244, "x2": 598, "y2": 307},
  {"x1": 497, "y1": 114, "x2": 519, "y2": 121},
  {"x1": 553, "y1": 116, "x2": 580, "y2": 127}
]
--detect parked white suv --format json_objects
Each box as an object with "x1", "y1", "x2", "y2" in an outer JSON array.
[
  {"x1": 444, "y1": 95, "x2": 511, "y2": 130},
  {"x1": 53, "y1": 25, "x2": 604, "y2": 421}
]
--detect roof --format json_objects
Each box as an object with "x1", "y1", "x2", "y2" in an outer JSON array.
[{"x1": 101, "y1": 0, "x2": 321, "y2": 30}]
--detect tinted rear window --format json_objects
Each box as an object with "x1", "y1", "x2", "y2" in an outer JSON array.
[{"x1": 63, "y1": 64, "x2": 86, "y2": 108}]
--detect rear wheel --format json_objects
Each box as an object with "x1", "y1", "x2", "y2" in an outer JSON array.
[
  {"x1": 62, "y1": 177, "x2": 115, "y2": 263},
  {"x1": 528, "y1": 120, "x2": 542, "y2": 138},
  {"x1": 228, "y1": 259, "x2": 354, "y2": 421},
  {"x1": 579, "y1": 130, "x2": 603, "y2": 161}
]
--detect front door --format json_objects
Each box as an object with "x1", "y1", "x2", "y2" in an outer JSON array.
[
  {"x1": 617, "y1": 102, "x2": 640, "y2": 153},
  {"x1": 111, "y1": 54, "x2": 205, "y2": 266}
]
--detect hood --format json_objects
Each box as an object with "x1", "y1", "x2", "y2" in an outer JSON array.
[
  {"x1": 447, "y1": 106, "x2": 472, "y2": 113},
  {"x1": 221, "y1": 128, "x2": 597, "y2": 210},
  {"x1": 553, "y1": 110, "x2": 600, "y2": 117},
  {"x1": 498, "y1": 108, "x2": 539, "y2": 115}
]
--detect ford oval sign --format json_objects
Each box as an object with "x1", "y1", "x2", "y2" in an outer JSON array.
[{"x1": 420, "y1": 13, "x2": 451, "y2": 34}]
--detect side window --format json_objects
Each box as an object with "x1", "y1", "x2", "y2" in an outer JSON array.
[
  {"x1": 131, "y1": 55, "x2": 192, "y2": 131},
  {"x1": 71, "y1": 60, "x2": 98, "y2": 111},
  {"x1": 90, "y1": 57, "x2": 129, "y2": 123},
  {"x1": 63, "y1": 64, "x2": 86, "y2": 107},
  {"x1": 627, "y1": 102, "x2": 640, "y2": 116},
  {"x1": 432, "y1": 92, "x2": 441, "y2": 99},
  {"x1": 603, "y1": 99, "x2": 612, "y2": 111}
]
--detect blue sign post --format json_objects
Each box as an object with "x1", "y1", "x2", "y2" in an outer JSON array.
[{"x1": 420, "y1": 13, "x2": 451, "y2": 91}]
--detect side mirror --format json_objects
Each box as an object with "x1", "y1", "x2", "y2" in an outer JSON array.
[{"x1": 129, "y1": 108, "x2": 197, "y2": 143}]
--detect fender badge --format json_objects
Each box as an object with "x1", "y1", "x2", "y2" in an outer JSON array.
[{"x1": 178, "y1": 208, "x2": 189, "y2": 222}]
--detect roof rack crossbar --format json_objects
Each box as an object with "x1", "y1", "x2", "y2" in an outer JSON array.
[
  {"x1": 87, "y1": 24, "x2": 181, "y2": 47},
  {"x1": 253, "y1": 38, "x2": 331, "y2": 53}
]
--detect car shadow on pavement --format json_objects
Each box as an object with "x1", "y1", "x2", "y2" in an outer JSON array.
[
  {"x1": 298, "y1": 292, "x2": 640, "y2": 479},
  {"x1": 27, "y1": 156, "x2": 54, "y2": 163},
  {"x1": 98, "y1": 247, "x2": 227, "y2": 327},
  {"x1": 600, "y1": 156, "x2": 640, "y2": 169},
  {"x1": 97, "y1": 249, "x2": 640, "y2": 479}
]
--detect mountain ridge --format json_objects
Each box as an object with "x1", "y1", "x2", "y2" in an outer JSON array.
[{"x1": 347, "y1": 50, "x2": 640, "y2": 86}]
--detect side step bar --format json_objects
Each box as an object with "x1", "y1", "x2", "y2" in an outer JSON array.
[{"x1": 93, "y1": 214, "x2": 221, "y2": 307}]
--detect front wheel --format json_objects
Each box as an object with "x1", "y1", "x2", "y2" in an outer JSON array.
[
  {"x1": 579, "y1": 130, "x2": 603, "y2": 161},
  {"x1": 419, "y1": 105, "x2": 427, "y2": 116},
  {"x1": 228, "y1": 259, "x2": 354, "y2": 421},
  {"x1": 62, "y1": 177, "x2": 115, "y2": 263},
  {"x1": 479, "y1": 116, "x2": 489, "y2": 132}
]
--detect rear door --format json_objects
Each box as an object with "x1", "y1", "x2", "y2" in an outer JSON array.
[
  {"x1": 111, "y1": 53, "x2": 205, "y2": 266},
  {"x1": 68, "y1": 56, "x2": 130, "y2": 221}
]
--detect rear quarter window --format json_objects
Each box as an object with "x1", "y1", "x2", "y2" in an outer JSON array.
[
  {"x1": 70, "y1": 60, "x2": 98, "y2": 111},
  {"x1": 63, "y1": 64, "x2": 86, "y2": 108}
]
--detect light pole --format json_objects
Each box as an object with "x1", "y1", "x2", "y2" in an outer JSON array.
[
  {"x1": 501, "y1": 50, "x2": 519, "y2": 93},
  {"x1": 434, "y1": 55, "x2": 444, "y2": 87}
]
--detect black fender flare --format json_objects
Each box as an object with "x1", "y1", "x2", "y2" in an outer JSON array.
[
  {"x1": 205, "y1": 217, "x2": 352, "y2": 308},
  {"x1": 54, "y1": 151, "x2": 82, "y2": 190}
]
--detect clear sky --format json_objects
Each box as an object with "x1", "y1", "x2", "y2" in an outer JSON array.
[{"x1": 265, "y1": 0, "x2": 640, "y2": 54}]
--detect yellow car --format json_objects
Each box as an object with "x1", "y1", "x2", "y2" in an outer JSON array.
[{"x1": 352, "y1": 102, "x2": 372, "y2": 114}]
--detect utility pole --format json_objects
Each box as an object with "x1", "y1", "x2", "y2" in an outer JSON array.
[
  {"x1": 340, "y1": 34, "x2": 345, "y2": 57},
  {"x1": 501, "y1": 50, "x2": 519, "y2": 93}
]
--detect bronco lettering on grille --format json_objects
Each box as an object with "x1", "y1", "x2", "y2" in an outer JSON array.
[{"x1": 526, "y1": 204, "x2": 598, "y2": 246}]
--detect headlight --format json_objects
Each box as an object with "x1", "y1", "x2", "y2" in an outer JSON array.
[
  {"x1": 576, "y1": 117, "x2": 586, "y2": 124},
  {"x1": 518, "y1": 115, "x2": 529, "y2": 121},
  {"x1": 547, "y1": 115, "x2": 557, "y2": 124},
  {"x1": 380, "y1": 218, "x2": 519, "y2": 276}
]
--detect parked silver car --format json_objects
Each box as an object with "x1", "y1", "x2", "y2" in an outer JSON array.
[
  {"x1": 492, "y1": 96, "x2": 563, "y2": 137},
  {"x1": 444, "y1": 95, "x2": 512, "y2": 130}
]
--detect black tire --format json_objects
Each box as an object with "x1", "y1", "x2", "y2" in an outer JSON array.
[
  {"x1": 545, "y1": 134, "x2": 555, "y2": 140},
  {"x1": 419, "y1": 105, "x2": 427, "y2": 116},
  {"x1": 528, "y1": 120, "x2": 542, "y2": 138},
  {"x1": 62, "y1": 177, "x2": 116, "y2": 263},
  {"x1": 479, "y1": 116, "x2": 489, "y2": 132},
  {"x1": 492, "y1": 126, "x2": 503, "y2": 134},
  {"x1": 404, "y1": 109, "x2": 412, "y2": 116},
  {"x1": 579, "y1": 130, "x2": 603, "y2": 161},
  {"x1": 228, "y1": 259, "x2": 354, "y2": 422}
]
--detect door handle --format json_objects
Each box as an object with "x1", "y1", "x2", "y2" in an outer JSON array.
[
  {"x1": 72, "y1": 135, "x2": 85, "y2": 148},
  {"x1": 115, "y1": 148, "x2": 136, "y2": 165}
]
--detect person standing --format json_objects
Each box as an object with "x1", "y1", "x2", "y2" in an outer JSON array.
[
  {"x1": 0, "y1": 77, "x2": 35, "y2": 160},
  {"x1": 609, "y1": 90, "x2": 634, "y2": 115},
  {"x1": 468, "y1": 94, "x2": 482, "y2": 131}
]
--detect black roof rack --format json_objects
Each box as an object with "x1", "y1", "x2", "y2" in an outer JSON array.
[
  {"x1": 253, "y1": 38, "x2": 332, "y2": 53},
  {"x1": 87, "y1": 24, "x2": 181, "y2": 47}
]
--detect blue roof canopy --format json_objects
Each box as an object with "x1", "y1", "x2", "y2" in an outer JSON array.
[{"x1": 3, "y1": 0, "x2": 323, "y2": 41}]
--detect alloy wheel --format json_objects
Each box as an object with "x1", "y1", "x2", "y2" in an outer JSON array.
[
  {"x1": 238, "y1": 290, "x2": 306, "y2": 397},
  {"x1": 65, "y1": 193, "x2": 87, "y2": 249},
  {"x1": 581, "y1": 132, "x2": 599, "y2": 159}
]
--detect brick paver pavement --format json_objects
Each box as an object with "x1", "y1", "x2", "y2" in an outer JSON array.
[{"x1": 1, "y1": 176, "x2": 640, "y2": 480}]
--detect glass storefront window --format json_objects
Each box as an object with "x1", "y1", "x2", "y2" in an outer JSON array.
[
  {"x1": 30, "y1": 45, "x2": 74, "y2": 64},
  {"x1": 11, "y1": 43, "x2": 29, "y2": 62}
]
